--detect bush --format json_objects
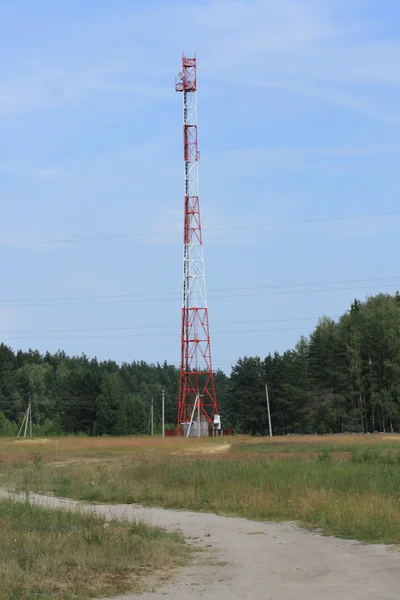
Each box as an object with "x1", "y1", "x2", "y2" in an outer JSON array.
[
  {"x1": 0, "y1": 412, "x2": 18, "y2": 436},
  {"x1": 32, "y1": 419, "x2": 63, "y2": 437},
  {"x1": 350, "y1": 446, "x2": 400, "y2": 465},
  {"x1": 317, "y1": 449, "x2": 332, "y2": 463}
]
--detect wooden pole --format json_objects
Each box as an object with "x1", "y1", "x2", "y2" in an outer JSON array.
[
  {"x1": 162, "y1": 389, "x2": 165, "y2": 439},
  {"x1": 265, "y1": 384, "x2": 272, "y2": 437}
]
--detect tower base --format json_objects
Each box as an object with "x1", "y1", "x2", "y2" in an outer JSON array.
[{"x1": 183, "y1": 420, "x2": 209, "y2": 437}]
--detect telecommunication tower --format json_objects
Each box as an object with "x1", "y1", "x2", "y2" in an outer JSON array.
[{"x1": 175, "y1": 55, "x2": 220, "y2": 436}]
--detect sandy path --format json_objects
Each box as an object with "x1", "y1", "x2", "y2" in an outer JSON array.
[{"x1": 1, "y1": 490, "x2": 399, "y2": 600}]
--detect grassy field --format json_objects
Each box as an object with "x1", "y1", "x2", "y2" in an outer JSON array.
[
  {"x1": 0, "y1": 497, "x2": 187, "y2": 600},
  {"x1": 1, "y1": 434, "x2": 400, "y2": 546}
]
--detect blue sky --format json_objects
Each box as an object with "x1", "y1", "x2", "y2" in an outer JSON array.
[{"x1": 0, "y1": 0, "x2": 399, "y2": 371}]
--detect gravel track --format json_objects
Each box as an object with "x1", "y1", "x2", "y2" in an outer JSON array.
[{"x1": 1, "y1": 489, "x2": 399, "y2": 600}]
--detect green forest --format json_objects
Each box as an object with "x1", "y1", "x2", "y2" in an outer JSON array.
[{"x1": 0, "y1": 292, "x2": 400, "y2": 436}]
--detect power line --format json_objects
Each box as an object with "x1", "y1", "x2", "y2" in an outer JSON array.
[
  {"x1": 1, "y1": 210, "x2": 399, "y2": 248},
  {"x1": 0, "y1": 315, "x2": 335, "y2": 335},
  {"x1": 0, "y1": 274, "x2": 396, "y2": 304},
  {"x1": 210, "y1": 283, "x2": 400, "y2": 302},
  {"x1": 0, "y1": 276, "x2": 398, "y2": 308},
  {"x1": 0, "y1": 282, "x2": 397, "y2": 310},
  {"x1": 212, "y1": 276, "x2": 400, "y2": 294},
  {"x1": 0, "y1": 324, "x2": 377, "y2": 342}
]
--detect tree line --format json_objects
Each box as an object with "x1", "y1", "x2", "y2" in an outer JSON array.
[
  {"x1": 0, "y1": 349, "x2": 185, "y2": 436},
  {"x1": 227, "y1": 293, "x2": 400, "y2": 434},
  {"x1": 0, "y1": 293, "x2": 399, "y2": 436}
]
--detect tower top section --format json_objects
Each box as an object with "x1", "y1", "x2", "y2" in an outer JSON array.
[{"x1": 175, "y1": 54, "x2": 197, "y2": 92}]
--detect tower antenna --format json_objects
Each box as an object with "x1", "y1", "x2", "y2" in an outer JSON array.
[{"x1": 175, "y1": 54, "x2": 220, "y2": 436}]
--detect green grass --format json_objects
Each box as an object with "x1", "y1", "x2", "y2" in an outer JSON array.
[
  {"x1": 5, "y1": 449, "x2": 400, "y2": 545},
  {"x1": 230, "y1": 440, "x2": 400, "y2": 454},
  {"x1": 3, "y1": 436, "x2": 400, "y2": 547},
  {"x1": 0, "y1": 498, "x2": 187, "y2": 600}
]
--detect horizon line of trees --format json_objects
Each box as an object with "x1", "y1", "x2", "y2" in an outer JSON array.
[
  {"x1": 227, "y1": 293, "x2": 400, "y2": 435},
  {"x1": 0, "y1": 292, "x2": 399, "y2": 437}
]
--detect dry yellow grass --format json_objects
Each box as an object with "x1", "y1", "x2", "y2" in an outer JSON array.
[
  {"x1": 2, "y1": 433, "x2": 400, "y2": 545},
  {"x1": 2, "y1": 432, "x2": 398, "y2": 463}
]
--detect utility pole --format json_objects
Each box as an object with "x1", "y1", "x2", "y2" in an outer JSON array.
[
  {"x1": 17, "y1": 402, "x2": 32, "y2": 438},
  {"x1": 198, "y1": 394, "x2": 201, "y2": 437},
  {"x1": 151, "y1": 397, "x2": 154, "y2": 436},
  {"x1": 162, "y1": 389, "x2": 165, "y2": 439},
  {"x1": 265, "y1": 384, "x2": 272, "y2": 437},
  {"x1": 369, "y1": 358, "x2": 375, "y2": 432},
  {"x1": 186, "y1": 394, "x2": 198, "y2": 438},
  {"x1": 24, "y1": 404, "x2": 29, "y2": 438}
]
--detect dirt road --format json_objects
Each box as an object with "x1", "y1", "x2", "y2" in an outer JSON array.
[{"x1": 1, "y1": 490, "x2": 399, "y2": 599}]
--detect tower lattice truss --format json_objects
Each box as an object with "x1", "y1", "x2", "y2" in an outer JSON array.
[{"x1": 175, "y1": 55, "x2": 219, "y2": 435}]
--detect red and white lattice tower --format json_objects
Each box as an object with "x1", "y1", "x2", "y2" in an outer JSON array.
[{"x1": 175, "y1": 55, "x2": 220, "y2": 436}]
